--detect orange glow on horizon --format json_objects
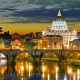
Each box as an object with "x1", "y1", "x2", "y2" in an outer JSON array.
[
  {"x1": 1, "y1": 23, "x2": 50, "y2": 34},
  {"x1": 0, "y1": 17, "x2": 80, "y2": 35}
]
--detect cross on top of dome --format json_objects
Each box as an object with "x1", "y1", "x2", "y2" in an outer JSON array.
[{"x1": 57, "y1": 9, "x2": 62, "y2": 17}]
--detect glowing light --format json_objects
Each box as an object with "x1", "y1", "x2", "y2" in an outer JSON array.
[
  {"x1": 68, "y1": 67, "x2": 72, "y2": 74},
  {"x1": 42, "y1": 65, "x2": 47, "y2": 72},
  {"x1": 41, "y1": 64, "x2": 47, "y2": 78},
  {"x1": 21, "y1": 77, "x2": 24, "y2": 80},
  {"x1": 56, "y1": 72, "x2": 58, "y2": 80},
  {"x1": 1, "y1": 68, "x2": 4, "y2": 74},
  {"x1": 48, "y1": 73, "x2": 50, "y2": 80},
  {"x1": 67, "y1": 66, "x2": 72, "y2": 80},
  {"x1": 20, "y1": 65, "x2": 24, "y2": 76},
  {"x1": 16, "y1": 46, "x2": 19, "y2": 49},
  {"x1": 20, "y1": 48, "x2": 24, "y2": 51},
  {"x1": 21, "y1": 66, "x2": 24, "y2": 71},
  {"x1": 56, "y1": 66, "x2": 59, "y2": 72},
  {"x1": 0, "y1": 66, "x2": 7, "y2": 75},
  {"x1": 28, "y1": 63, "x2": 33, "y2": 77},
  {"x1": 43, "y1": 47, "x2": 46, "y2": 49},
  {"x1": 42, "y1": 73, "x2": 45, "y2": 79},
  {"x1": 73, "y1": 72, "x2": 76, "y2": 80},
  {"x1": 48, "y1": 44, "x2": 50, "y2": 48},
  {"x1": 73, "y1": 45, "x2": 76, "y2": 48},
  {"x1": 25, "y1": 62, "x2": 28, "y2": 70},
  {"x1": 77, "y1": 69, "x2": 80, "y2": 80},
  {"x1": 64, "y1": 44, "x2": 69, "y2": 49},
  {"x1": 64, "y1": 75, "x2": 68, "y2": 80},
  {"x1": 38, "y1": 39, "x2": 42, "y2": 49},
  {"x1": 12, "y1": 39, "x2": 21, "y2": 49},
  {"x1": 18, "y1": 70, "x2": 21, "y2": 74},
  {"x1": 56, "y1": 66, "x2": 59, "y2": 80}
]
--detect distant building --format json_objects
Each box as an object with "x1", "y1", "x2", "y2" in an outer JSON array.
[
  {"x1": 12, "y1": 38, "x2": 22, "y2": 49},
  {"x1": 77, "y1": 32, "x2": 80, "y2": 39},
  {"x1": 38, "y1": 10, "x2": 78, "y2": 49},
  {"x1": 70, "y1": 39, "x2": 80, "y2": 50},
  {"x1": 35, "y1": 32, "x2": 42, "y2": 39},
  {"x1": 12, "y1": 32, "x2": 20, "y2": 40},
  {"x1": 3, "y1": 31, "x2": 12, "y2": 48}
]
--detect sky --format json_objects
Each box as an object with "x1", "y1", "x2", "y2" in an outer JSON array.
[{"x1": 0, "y1": 0, "x2": 80, "y2": 34}]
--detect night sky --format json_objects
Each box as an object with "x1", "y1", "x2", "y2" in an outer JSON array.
[{"x1": 0, "y1": 0, "x2": 80, "y2": 34}]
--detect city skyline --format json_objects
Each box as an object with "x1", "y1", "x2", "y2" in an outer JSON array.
[
  {"x1": 0, "y1": 0, "x2": 80, "y2": 34},
  {"x1": 0, "y1": 1, "x2": 80, "y2": 79}
]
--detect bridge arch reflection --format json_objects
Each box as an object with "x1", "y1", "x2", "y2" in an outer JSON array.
[
  {"x1": 15, "y1": 52, "x2": 33, "y2": 77},
  {"x1": 42, "y1": 52, "x2": 58, "y2": 62},
  {"x1": 0, "y1": 53, "x2": 7, "y2": 66}
]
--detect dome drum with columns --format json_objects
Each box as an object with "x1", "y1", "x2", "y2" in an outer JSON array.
[{"x1": 41, "y1": 10, "x2": 78, "y2": 49}]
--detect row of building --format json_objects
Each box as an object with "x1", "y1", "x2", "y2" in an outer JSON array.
[{"x1": 0, "y1": 10, "x2": 80, "y2": 50}]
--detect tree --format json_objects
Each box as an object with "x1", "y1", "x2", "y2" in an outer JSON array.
[
  {"x1": 0, "y1": 38, "x2": 4, "y2": 48},
  {"x1": 0, "y1": 38, "x2": 4, "y2": 45},
  {"x1": 0, "y1": 27, "x2": 3, "y2": 34},
  {"x1": 24, "y1": 41, "x2": 36, "y2": 49}
]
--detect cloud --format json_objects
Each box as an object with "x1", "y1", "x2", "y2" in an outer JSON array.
[{"x1": 0, "y1": 0, "x2": 80, "y2": 22}]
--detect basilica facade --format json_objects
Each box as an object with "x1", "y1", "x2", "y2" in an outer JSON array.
[{"x1": 38, "y1": 10, "x2": 78, "y2": 49}]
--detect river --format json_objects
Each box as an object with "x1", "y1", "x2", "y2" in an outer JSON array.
[{"x1": 0, "y1": 52, "x2": 80, "y2": 80}]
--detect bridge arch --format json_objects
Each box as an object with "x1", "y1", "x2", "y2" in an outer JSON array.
[
  {"x1": 65, "y1": 51, "x2": 80, "y2": 62},
  {"x1": 41, "y1": 52, "x2": 59, "y2": 76},
  {"x1": 41, "y1": 52, "x2": 58, "y2": 63},
  {"x1": 16, "y1": 52, "x2": 33, "y2": 59},
  {"x1": 15, "y1": 52, "x2": 33, "y2": 76}
]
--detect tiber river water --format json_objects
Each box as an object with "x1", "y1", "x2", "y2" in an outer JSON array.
[{"x1": 0, "y1": 52, "x2": 80, "y2": 80}]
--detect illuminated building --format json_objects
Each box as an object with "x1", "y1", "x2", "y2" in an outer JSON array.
[
  {"x1": 41, "y1": 10, "x2": 78, "y2": 49},
  {"x1": 12, "y1": 38, "x2": 22, "y2": 49},
  {"x1": 70, "y1": 39, "x2": 80, "y2": 50}
]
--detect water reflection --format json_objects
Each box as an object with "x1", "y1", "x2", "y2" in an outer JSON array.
[
  {"x1": 15, "y1": 61, "x2": 33, "y2": 80},
  {"x1": 0, "y1": 59, "x2": 80, "y2": 80},
  {"x1": 41, "y1": 62, "x2": 59, "y2": 80},
  {"x1": 56, "y1": 66, "x2": 59, "y2": 80},
  {"x1": 0, "y1": 66, "x2": 7, "y2": 80},
  {"x1": 77, "y1": 69, "x2": 80, "y2": 80},
  {"x1": 41, "y1": 62, "x2": 47, "y2": 79},
  {"x1": 73, "y1": 72, "x2": 76, "y2": 80},
  {"x1": 64, "y1": 75, "x2": 68, "y2": 80}
]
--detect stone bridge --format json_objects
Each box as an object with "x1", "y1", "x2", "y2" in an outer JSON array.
[
  {"x1": 0, "y1": 49, "x2": 80, "y2": 60},
  {"x1": 0, "y1": 49, "x2": 80, "y2": 74},
  {"x1": 0, "y1": 49, "x2": 80, "y2": 66}
]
